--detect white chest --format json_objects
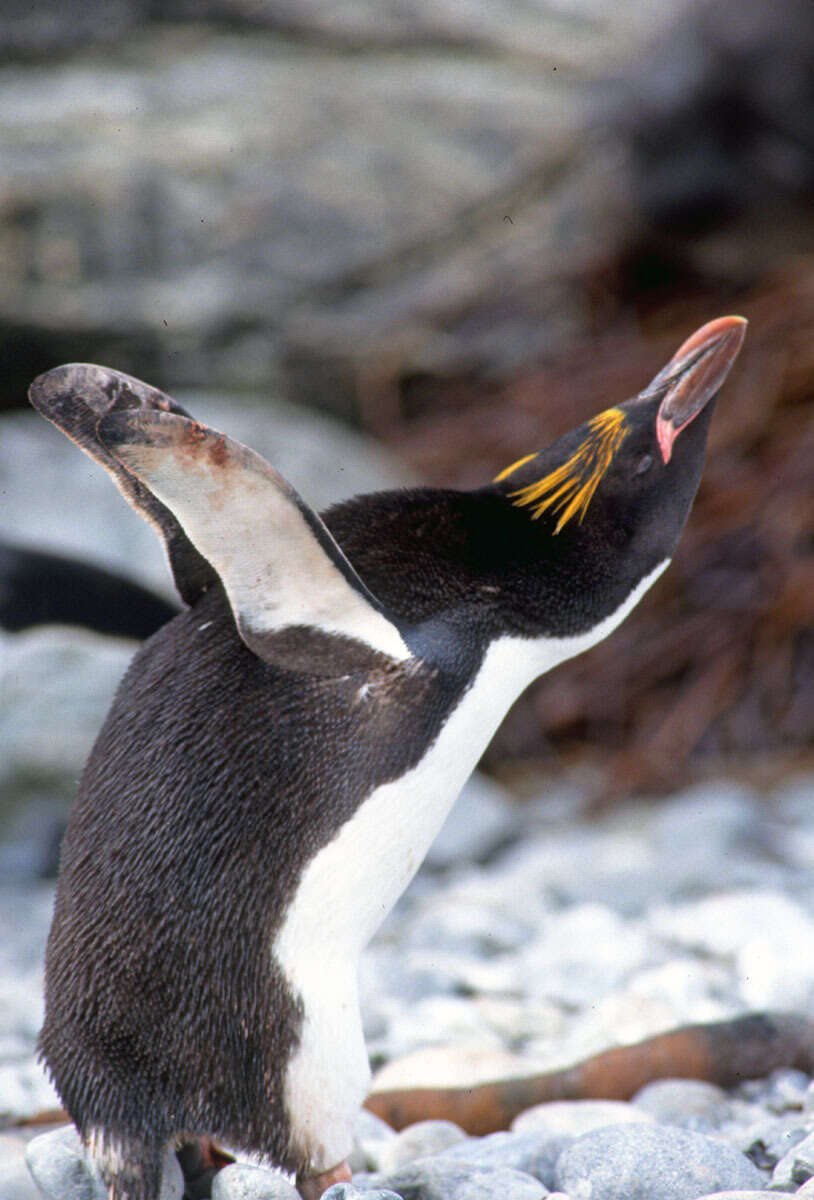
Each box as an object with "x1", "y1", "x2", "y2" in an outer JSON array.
[{"x1": 272, "y1": 561, "x2": 667, "y2": 1170}]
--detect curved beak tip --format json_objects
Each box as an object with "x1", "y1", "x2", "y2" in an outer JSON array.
[
  {"x1": 672, "y1": 315, "x2": 747, "y2": 362},
  {"x1": 653, "y1": 315, "x2": 748, "y2": 464}
]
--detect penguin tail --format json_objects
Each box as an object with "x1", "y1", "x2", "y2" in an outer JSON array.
[{"x1": 86, "y1": 1128, "x2": 167, "y2": 1200}]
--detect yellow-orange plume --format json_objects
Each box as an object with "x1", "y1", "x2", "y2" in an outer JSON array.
[{"x1": 496, "y1": 408, "x2": 628, "y2": 533}]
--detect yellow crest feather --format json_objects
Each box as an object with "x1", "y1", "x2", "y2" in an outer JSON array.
[
  {"x1": 493, "y1": 452, "x2": 537, "y2": 482},
  {"x1": 497, "y1": 407, "x2": 628, "y2": 533}
]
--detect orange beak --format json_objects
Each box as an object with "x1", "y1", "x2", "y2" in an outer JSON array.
[{"x1": 643, "y1": 316, "x2": 748, "y2": 464}]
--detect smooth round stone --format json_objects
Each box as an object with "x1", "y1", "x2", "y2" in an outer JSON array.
[
  {"x1": 512, "y1": 1099, "x2": 654, "y2": 1137},
  {"x1": 737, "y1": 933, "x2": 814, "y2": 1011},
  {"x1": 321, "y1": 1185, "x2": 403, "y2": 1199},
  {"x1": 25, "y1": 1124, "x2": 183, "y2": 1200},
  {"x1": 349, "y1": 1108, "x2": 398, "y2": 1173},
  {"x1": 436, "y1": 1130, "x2": 563, "y2": 1188},
  {"x1": 0, "y1": 1131, "x2": 41, "y2": 1200},
  {"x1": 649, "y1": 891, "x2": 812, "y2": 961},
  {"x1": 369, "y1": 1042, "x2": 530, "y2": 1093},
  {"x1": 0, "y1": 1057, "x2": 60, "y2": 1124},
  {"x1": 25, "y1": 1125, "x2": 109, "y2": 1200},
  {"x1": 652, "y1": 784, "x2": 758, "y2": 872},
  {"x1": 750, "y1": 1069, "x2": 813, "y2": 1114},
  {"x1": 376, "y1": 1120, "x2": 467, "y2": 1173},
  {"x1": 555, "y1": 1123, "x2": 765, "y2": 1200},
  {"x1": 741, "y1": 1118, "x2": 810, "y2": 1170},
  {"x1": 423, "y1": 774, "x2": 520, "y2": 870},
  {"x1": 211, "y1": 1163, "x2": 300, "y2": 1199},
  {"x1": 373, "y1": 1159, "x2": 547, "y2": 1199},
  {"x1": 688, "y1": 1193, "x2": 777, "y2": 1199},
  {"x1": 770, "y1": 1129, "x2": 814, "y2": 1190},
  {"x1": 519, "y1": 904, "x2": 650, "y2": 1008},
  {"x1": 402, "y1": 896, "x2": 530, "y2": 962},
  {"x1": 632, "y1": 1080, "x2": 730, "y2": 1129}
]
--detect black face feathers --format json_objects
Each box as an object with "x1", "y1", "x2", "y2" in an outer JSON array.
[{"x1": 492, "y1": 315, "x2": 746, "y2": 541}]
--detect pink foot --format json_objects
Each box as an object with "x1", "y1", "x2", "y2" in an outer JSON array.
[{"x1": 297, "y1": 1159, "x2": 352, "y2": 1199}]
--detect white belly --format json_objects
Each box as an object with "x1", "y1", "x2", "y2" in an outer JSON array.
[{"x1": 274, "y1": 561, "x2": 667, "y2": 1169}]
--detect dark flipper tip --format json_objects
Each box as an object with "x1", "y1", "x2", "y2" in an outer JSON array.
[{"x1": 28, "y1": 364, "x2": 216, "y2": 607}]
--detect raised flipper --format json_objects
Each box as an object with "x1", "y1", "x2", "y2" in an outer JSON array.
[
  {"x1": 97, "y1": 409, "x2": 410, "y2": 664},
  {"x1": 28, "y1": 364, "x2": 216, "y2": 606}
]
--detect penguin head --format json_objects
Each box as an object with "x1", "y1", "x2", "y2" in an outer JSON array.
[{"x1": 490, "y1": 316, "x2": 746, "y2": 636}]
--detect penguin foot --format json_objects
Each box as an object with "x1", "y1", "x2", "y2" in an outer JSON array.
[
  {"x1": 296, "y1": 1159, "x2": 352, "y2": 1199},
  {"x1": 176, "y1": 1138, "x2": 235, "y2": 1198}
]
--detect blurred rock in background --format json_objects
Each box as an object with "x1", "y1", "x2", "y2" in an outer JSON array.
[
  {"x1": 0, "y1": 0, "x2": 811, "y2": 824},
  {"x1": 0, "y1": 0, "x2": 700, "y2": 412}
]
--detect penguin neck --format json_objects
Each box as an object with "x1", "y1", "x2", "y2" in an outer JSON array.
[
  {"x1": 323, "y1": 487, "x2": 660, "y2": 651},
  {"x1": 445, "y1": 555, "x2": 670, "y2": 738}
]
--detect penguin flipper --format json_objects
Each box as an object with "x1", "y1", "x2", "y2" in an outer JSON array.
[
  {"x1": 28, "y1": 364, "x2": 216, "y2": 606},
  {"x1": 97, "y1": 409, "x2": 410, "y2": 664}
]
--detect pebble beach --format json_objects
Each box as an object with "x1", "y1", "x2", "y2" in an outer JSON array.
[{"x1": 3, "y1": 768, "x2": 813, "y2": 1199}]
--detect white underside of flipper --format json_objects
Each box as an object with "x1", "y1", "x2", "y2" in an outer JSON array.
[
  {"x1": 274, "y1": 560, "x2": 669, "y2": 1171},
  {"x1": 100, "y1": 411, "x2": 410, "y2": 662}
]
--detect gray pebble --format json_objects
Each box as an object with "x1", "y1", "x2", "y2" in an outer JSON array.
[
  {"x1": 771, "y1": 1129, "x2": 814, "y2": 1190},
  {"x1": 25, "y1": 1126, "x2": 109, "y2": 1200},
  {"x1": 632, "y1": 1080, "x2": 730, "y2": 1130},
  {"x1": 366, "y1": 1159, "x2": 546, "y2": 1199},
  {"x1": 738, "y1": 1070, "x2": 813, "y2": 1115},
  {"x1": 25, "y1": 1125, "x2": 183, "y2": 1200},
  {"x1": 349, "y1": 1109, "x2": 398, "y2": 1174},
  {"x1": 555, "y1": 1123, "x2": 765, "y2": 1200},
  {"x1": 321, "y1": 1185, "x2": 404, "y2": 1199},
  {"x1": 688, "y1": 1194, "x2": 776, "y2": 1199},
  {"x1": 652, "y1": 784, "x2": 758, "y2": 886},
  {"x1": 211, "y1": 1162, "x2": 301, "y2": 1199},
  {"x1": 765, "y1": 1070, "x2": 813, "y2": 1113},
  {"x1": 436, "y1": 1130, "x2": 562, "y2": 1189},
  {"x1": 0, "y1": 1131, "x2": 41, "y2": 1200},
  {"x1": 424, "y1": 774, "x2": 519, "y2": 870},
  {"x1": 742, "y1": 1119, "x2": 810, "y2": 1170},
  {"x1": 512, "y1": 1099, "x2": 653, "y2": 1137},
  {"x1": 377, "y1": 1121, "x2": 468, "y2": 1173},
  {"x1": 520, "y1": 904, "x2": 650, "y2": 1007}
]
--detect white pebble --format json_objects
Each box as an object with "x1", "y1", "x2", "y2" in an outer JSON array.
[{"x1": 512, "y1": 1099, "x2": 653, "y2": 1137}]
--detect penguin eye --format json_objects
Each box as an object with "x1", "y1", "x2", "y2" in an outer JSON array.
[{"x1": 635, "y1": 454, "x2": 653, "y2": 476}]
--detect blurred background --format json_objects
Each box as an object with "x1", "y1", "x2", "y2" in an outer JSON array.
[{"x1": 0, "y1": 0, "x2": 812, "y2": 867}]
